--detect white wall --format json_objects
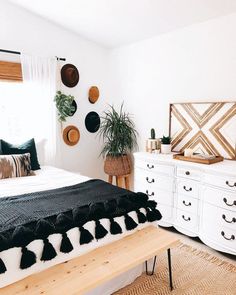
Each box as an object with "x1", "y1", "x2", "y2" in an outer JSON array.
[
  {"x1": 109, "y1": 13, "x2": 236, "y2": 150},
  {"x1": 1, "y1": 1, "x2": 236, "y2": 178},
  {"x1": 0, "y1": 0, "x2": 111, "y2": 179}
]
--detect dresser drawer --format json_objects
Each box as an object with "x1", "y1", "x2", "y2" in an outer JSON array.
[
  {"x1": 204, "y1": 173, "x2": 236, "y2": 192},
  {"x1": 134, "y1": 181, "x2": 173, "y2": 206},
  {"x1": 201, "y1": 207, "x2": 236, "y2": 251},
  {"x1": 177, "y1": 194, "x2": 199, "y2": 215},
  {"x1": 177, "y1": 179, "x2": 199, "y2": 199},
  {"x1": 134, "y1": 168, "x2": 174, "y2": 192},
  {"x1": 202, "y1": 202, "x2": 236, "y2": 231},
  {"x1": 175, "y1": 209, "x2": 198, "y2": 232},
  {"x1": 177, "y1": 166, "x2": 201, "y2": 181},
  {"x1": 203, "y1": 187, "x2": 236, "y2": 212},
  {"x1": 157, "y1": 203, "x2": 173, "y2": 223},
  {"x1": 135, "y1": 159, "x2": 174, "y2": 176}
]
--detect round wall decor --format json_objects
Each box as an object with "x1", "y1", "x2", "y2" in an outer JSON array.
[
  {"x1": 69, "y1": 100, "x2": 77, "y2": 116},
  {"x1": 85, "y1": 111, "x2": 100, "y2": 133},
  {"x1": 88, "y1": 86, "x2": 99, "y2": 104},
  {"x1": 61, "y1": 64, "x2": 79, "y2": 88},
  {"x1": 63, "y1": 125, "x2": 80, "y2": 146}
]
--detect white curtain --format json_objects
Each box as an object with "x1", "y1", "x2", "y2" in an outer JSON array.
[{"x1": 20, "y1": 54, "x2": 59, "y2": 166}]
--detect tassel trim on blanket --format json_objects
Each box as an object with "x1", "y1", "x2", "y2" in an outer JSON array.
[
  {"x1": 0, "y1": 258, "x2": 7, "y2": 274},
  {"x1": 60, "y1": 233, "x2": 74, "y2": 253},
  {"x1": 0, "y1": 192, "x2": 162, "y2": 272}
]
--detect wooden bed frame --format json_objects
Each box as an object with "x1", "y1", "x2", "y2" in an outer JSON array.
[{"x1": 1, "y1": 226, "x2": 179, "y2": 295}]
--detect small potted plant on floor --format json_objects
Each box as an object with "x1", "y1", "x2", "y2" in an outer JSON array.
[
  {"x1": 98, "y1": 104, "x2": 138, "y2": 176},
  {"x1": 161, "y1": 135, "x2": 171, "y2": 154}
]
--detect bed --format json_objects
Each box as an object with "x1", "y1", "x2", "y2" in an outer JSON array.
[{"x1": 0, "y1": 166, "x2": 161, "y2": 294}]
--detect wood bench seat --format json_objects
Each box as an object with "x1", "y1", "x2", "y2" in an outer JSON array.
[{"x1": 1, "y1": 226, "x2": 179, "y2": 295}]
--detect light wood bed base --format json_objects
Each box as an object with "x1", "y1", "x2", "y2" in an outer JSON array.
[{"x1": 1, "y1": 226, "x2": 179, "y2": 295}]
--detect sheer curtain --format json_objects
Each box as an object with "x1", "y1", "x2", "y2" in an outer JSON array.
[{"x1": 20, "y1": 54, "x2": 59, "y2": 166}]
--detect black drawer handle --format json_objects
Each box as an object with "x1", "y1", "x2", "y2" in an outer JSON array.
[
  {"x1": 225, "y1": 181, "x2": 236, "y2": 188},
  {"x1": 183, "y1": 186, "x2": 192, "y2": 192},
  {"x1": 146, "y1": 177, "x2": 155, "y2": 183},
  {"x1": 222, "y1": 214, "x2": 236, "y2": 224},
  {"x1": 223, "y1": 198, "x2": 236, "y2": 207},
  {"x1": 182, "y1": 215, "x2": 191, "y2": 221},
  {"x1": 185, "y1": 171, "x2": 190, "y2": 175},
  {"x1": 221, "y1": 231, "x2": 235, "y2": 241},
  {"x1": 183, "y1": 200, "x2": 191, "y2": 206},
  {"x1": 146, "y1": 190, "x2": 154, "y2": 197},
  {"x1": 147, "y1": 164, "x2": 154, "y2": 169}
]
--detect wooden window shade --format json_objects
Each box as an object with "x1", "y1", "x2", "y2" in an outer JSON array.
[{"x1": 0, "y1": 61, "x2": 22, "y2": 82}]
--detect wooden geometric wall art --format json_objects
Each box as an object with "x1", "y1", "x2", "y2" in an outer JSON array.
[{"x1": 169, "y1": 102, "x2": 236, "y2": 160}]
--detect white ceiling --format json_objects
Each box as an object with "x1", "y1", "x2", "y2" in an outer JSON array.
[{"x1": 9, "y1": 0, "x2": 236, "y2": 48}]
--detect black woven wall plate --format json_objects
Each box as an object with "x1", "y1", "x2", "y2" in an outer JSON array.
[
  {"x1": 69, "y1": 100, "x2": 77, "y2": 116},
  {"x1": 85, "y1": 111, "x2": 100, "y2": 133}
]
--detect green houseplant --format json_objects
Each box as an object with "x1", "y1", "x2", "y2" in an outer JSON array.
[
  {"x1": 98, "y1": 104, "x2": 138, "y2": 176},
  {"x1": 54, "y1": 91, "x2": 76, "y2": 123},
  {"x1": 161, "y1": 135, "x2": 171, "y2": 154}
]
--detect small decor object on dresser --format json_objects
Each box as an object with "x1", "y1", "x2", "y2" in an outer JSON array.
[
  {"x1": 173, "y1": 153, "x2": 224, "y2": 165},
  {"x1": 146, "y1": 128, "x2": 160, "y2": 153},
  {"x1": 85, "y1": 111, "x2": 101, "y2": 133},
  {"x1": 54, "y1": 91, "x2": 77, "y2": 122},
  {"x1": 161, "y1": 136, "x2": 171, "y2": 154},
  {"x1": 98, "y1": 104, "x2": 138, "y2": 189},
  {"x1": 63, "y1": 125, "x2": 80, "y2": 146},
  {"x1": 61, "y1": 63, "x2": 79, "y2": 87},
  {"x1": 88, "y1": 86, "x2": 100, "y2": 104}
]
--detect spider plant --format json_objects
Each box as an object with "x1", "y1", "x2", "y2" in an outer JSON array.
[{"x1": 98, "y1": 104, "x2": 138, "y2": 158}]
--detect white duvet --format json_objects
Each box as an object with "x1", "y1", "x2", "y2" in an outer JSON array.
[{"x1": 0, "y1": 167, "x2": 148, "y2": 294}]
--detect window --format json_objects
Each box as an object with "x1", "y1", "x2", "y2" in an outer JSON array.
[
  {"x1": 0, "y1": 80, "x2": 35, "y2": 142},
  {"x1": 0, "y1": 56, "x2": 58, "y2": 165},
  {"x1": 0, "y1": 61, "x2": 47, "y2": 144}
]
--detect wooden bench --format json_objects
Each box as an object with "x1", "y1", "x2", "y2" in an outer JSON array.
[{"x1": 1, "y1": 226, "x2": 179, "y2": 295}]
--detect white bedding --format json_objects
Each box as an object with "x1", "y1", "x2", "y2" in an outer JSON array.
[
  {"x1": 0, "y1": 166, "x2": 90, "y2": 197},
  {"x1": 0, "y1": 166, "x2": 147, "y2": 294}
]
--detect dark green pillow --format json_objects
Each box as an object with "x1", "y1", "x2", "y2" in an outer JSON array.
[
  {"x1": 1, "y1": 138, "x2": 40, "y2": 170},
  {"x1": 0, "y1": 140, "x2": 2, "y2": 154}
]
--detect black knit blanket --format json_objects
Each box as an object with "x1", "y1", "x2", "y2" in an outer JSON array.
[{"x1": 0, "y1": 179, "x2": 161, "y2": 274}]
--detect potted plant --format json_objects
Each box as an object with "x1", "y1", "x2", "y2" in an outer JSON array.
[
  {"x1": 98, "y1": 104, "x2": 138, "y2": 176},
  {"x1": 161, "y1": 135, "x2": 171, "y2": 154},
  {"x1": 146, "y1": 128, "x2": 160, "y2": 153},
  {"x1": 54, "y1": 91, "x2": 76, "y2": 123}
]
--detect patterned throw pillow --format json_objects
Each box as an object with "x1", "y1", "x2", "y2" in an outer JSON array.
[{"x1": 0, "y1": 153, "x2": 35, "y2": 180}]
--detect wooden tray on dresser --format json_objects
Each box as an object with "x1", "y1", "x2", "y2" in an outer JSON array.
[{"x1": 173, "y1": 153, "x2": 224, "y2": 165}]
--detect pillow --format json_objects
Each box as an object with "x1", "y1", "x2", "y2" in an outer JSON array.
[
  {"x1": 1, "y1": 138, "x2": 40, "y2": 170},
  {"x1": 0, "y1": 140, "x2": 2, "y2": 154},
  {"x1": 0, "y1": 153, "x2": 35, "y2": 179}
]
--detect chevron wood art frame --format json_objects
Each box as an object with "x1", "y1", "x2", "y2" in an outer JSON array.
[{"x1": 169, "y1": 102, "x2": 236, "y2": 160}]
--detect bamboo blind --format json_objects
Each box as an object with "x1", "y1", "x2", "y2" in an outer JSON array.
[{"x1": 0, "y1": 61, "x2": 22, "y2": 82}]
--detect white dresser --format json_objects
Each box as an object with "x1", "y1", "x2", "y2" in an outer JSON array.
[{"x1": 134, "y1": 152, "x2": 236, "y2": 255}]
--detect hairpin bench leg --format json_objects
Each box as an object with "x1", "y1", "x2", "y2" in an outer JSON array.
[
  {"x1": 145, "y1": 256, "x2": 157, "y2": 276},
  {"x1": 167, "y1": 248, "x2": 173, "y2": 291}
]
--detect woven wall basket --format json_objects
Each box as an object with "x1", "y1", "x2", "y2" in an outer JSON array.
[{"x1": 104, "y1": 155, "x2": 132, "y2": 176}]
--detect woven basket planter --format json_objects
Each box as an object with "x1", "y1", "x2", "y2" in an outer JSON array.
[{"x1": 104, "y1": 155, "x2": 132, "y2": 176}]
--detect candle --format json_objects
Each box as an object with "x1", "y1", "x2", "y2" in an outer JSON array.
[{"x1": 184, "y1": 148, "x2": 193, "y2": 157}]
